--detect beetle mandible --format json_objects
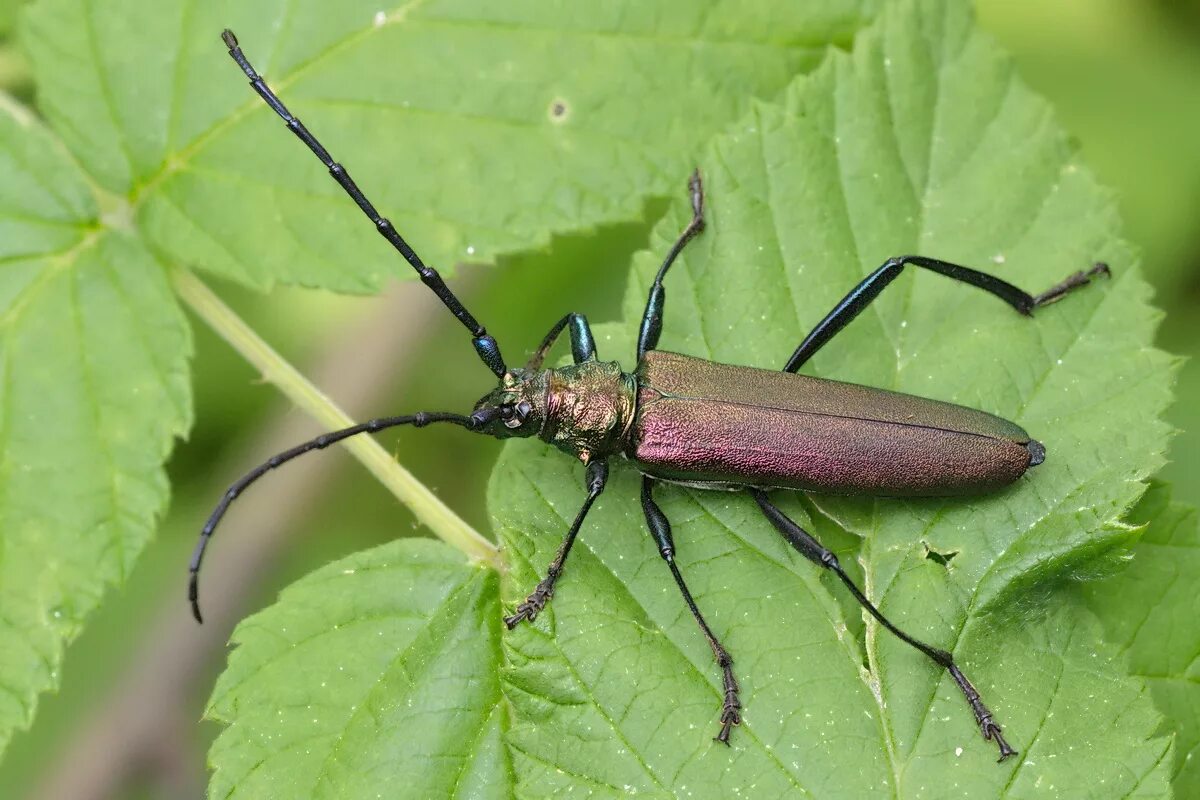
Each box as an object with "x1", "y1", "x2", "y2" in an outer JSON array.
[{"x1": 191, "y1": 29, "x2": 1112, "y2": 761}]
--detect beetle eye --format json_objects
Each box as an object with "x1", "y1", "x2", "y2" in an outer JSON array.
[{"x1": 501, "y1": 404, "x2": 523, "y2": 429}]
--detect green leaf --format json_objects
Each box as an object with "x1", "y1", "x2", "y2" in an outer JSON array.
[
  {"x1": 22, "y1": 0, "x2": 876, "y2": 292},
  {"x1": 493, "y1": 0, "x2": 1176, "y2": 795},
  {"x1": 0, "y1": 1, "x2": 25, "y2": 38},
  {"x1": 4, "y1": 0, "x2": 879, "y2": 768},
  {"x1": 1082, "y1": 483, "x2": 1200, "y2": 797},
  {"x1": 207, "y1": 539, "x2": 511, "y2": 799},
  {"x1": 0, "y1": 96, "x2": 191, "y2": 753}
]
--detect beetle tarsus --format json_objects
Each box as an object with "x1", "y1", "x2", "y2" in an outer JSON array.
[
  {"x1": 948, "y1": 663, "x2": 1017, "y2": 762},
  {"x1": 1031, "y1": 261, "x2": 1111, "y2": 309},
  {"x1": 713, "y1": 648, "x2": 742, "y2": 745},
  {"x1": 504, "y1": 574, "x2": 557, "y2": 628}
]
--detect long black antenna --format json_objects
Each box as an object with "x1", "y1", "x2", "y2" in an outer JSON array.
[
  {"x1": 220, "y1": 29, "x2": 507, "y2": 378},
  {"x1": 188, "y1": 410, "x2": 487, "y2": 623}
]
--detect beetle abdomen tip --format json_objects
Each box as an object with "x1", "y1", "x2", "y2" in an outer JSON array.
[{"x1": 1026, "y1": 439, "x2": 1046, "y2": 466}]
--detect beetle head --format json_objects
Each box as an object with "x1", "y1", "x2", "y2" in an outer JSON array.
[{"x1": 471, "y1": 369, "x2": 549, "y2": 439}]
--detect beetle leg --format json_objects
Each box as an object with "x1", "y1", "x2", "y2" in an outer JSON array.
[
  {"x1": 637, "y1": 170, "x2": 706, "y2": 359},
  {"x1": 525, "y1": 312, "x2": 597, "y2": 371},
  {"x1": 642, "y1": 477, "x2": 742, "y2": 744},
  {"x1": 505, "y1": 460, "x2": 608, "y2": 629},
  {"x1": 750, "y1": 489, "x2": 1018, "y2": 762},
  {"x1": 783, "y1": 255, "x2": 1111, "y2": 372}
]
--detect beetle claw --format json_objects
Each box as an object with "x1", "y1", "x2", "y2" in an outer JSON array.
[
  {"x1": 713, "y1": 704, "x2": 741, "y2": 746},
  {"x1": 984, "y1": 719, "x2": 1018, "y2": 762}
]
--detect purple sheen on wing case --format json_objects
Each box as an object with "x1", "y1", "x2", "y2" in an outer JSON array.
[{"x1": 629, "y1": 351, "x2": 1034, "y2": 496}]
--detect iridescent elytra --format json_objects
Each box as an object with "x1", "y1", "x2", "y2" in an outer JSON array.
[{"x1": 190, "y1": 28, "x2": 1112, "y2": 761}]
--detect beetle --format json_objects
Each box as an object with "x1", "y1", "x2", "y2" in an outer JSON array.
[{"x1": 191, "y1": 29, "x2": 1112, "y2": 761}]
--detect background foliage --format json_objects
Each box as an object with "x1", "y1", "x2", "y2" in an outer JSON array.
[{"x1": 0, "y1": 0, "x2": 1197, "y2": 797}]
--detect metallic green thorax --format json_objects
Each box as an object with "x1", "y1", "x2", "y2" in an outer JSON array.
[{"x1": 474, "y1": 361, "x2": 636, "y2": 464}]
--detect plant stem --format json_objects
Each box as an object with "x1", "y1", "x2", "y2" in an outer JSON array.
[{"x1": 170, "y1": 266, "x2": 501, "y2": 570}]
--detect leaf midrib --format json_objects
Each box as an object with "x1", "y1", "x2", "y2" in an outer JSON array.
[
  {"x1": 129, "y1": 0, "x2": 432, "y2": 208},
  {"x1": 310, "y1": 574, "x2": 481, "y2": 798},
  {"x1": 126, "y1": 0, "x2": 818, "y2": 219}
]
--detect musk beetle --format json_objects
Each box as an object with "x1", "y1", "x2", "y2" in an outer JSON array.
[{"x1": 192, "y1": 29, "x2": 1112, "y2": 760}]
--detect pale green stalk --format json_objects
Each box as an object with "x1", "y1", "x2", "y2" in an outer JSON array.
[{"x1": 171, "y1": 266, "x2": 501, "y2": 570}]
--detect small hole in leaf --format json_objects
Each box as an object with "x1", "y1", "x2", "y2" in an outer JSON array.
[
  {"x1": 923, "y1": 542, "x2": 958, "y2": 567},
  {"x1": 549, "y1": 99, "x2": 569, "y2": 122}
]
